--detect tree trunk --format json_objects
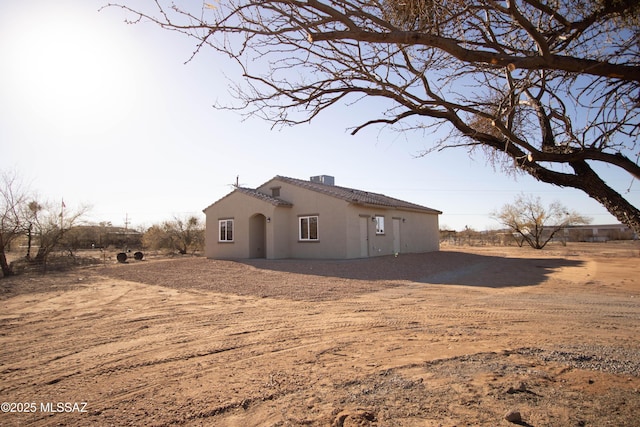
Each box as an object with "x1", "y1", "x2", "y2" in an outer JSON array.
[
  {"x1": 523, "y1": 159, "x2": 640, "y2": 237},
  {"x1": 26, "y1": 224, "x2": 33, "y2": 260},
  {"x1": 35, "y1": 247, "x2": 48, "y2": 263},
  {"x1": 0, "y1": 248, "x2": 14, "y2": 277},
  {"x1": 568, "y1": 161, "x2": 640, "y2": 237}
]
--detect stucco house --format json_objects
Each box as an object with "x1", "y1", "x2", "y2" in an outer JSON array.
[{"x1": 203, "y1": 175, "x2": 442, "y2": 259}]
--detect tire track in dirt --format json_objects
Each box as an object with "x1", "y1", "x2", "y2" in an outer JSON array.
[{"x1": 2, "y1": 245, "x2": 639, "y2": 426}]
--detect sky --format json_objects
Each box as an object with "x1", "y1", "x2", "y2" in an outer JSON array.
[{"x1": 1, "y1": 1, "x2": 637, "y2": 232}]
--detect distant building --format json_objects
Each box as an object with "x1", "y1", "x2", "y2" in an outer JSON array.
[{"x1": 563, "y1": 224, "x2": 636, "y2": 242}]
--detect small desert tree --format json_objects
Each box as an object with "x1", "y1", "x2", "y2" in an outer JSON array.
[
  {"x1": 25, "y1": 200, "x2": 89, "y2": 263},
  {"x1": 169, "y1": 215, "x2": 204, "y2": 255},
  {"x1": 143, "y1": 216, "x2": 204, "y2": 254},
  {"x1": 23, "y1": 201, "x2": 43, "y2": 260},
  {"x1": 492, "y1": 194, "x2": 590, "y2": 249},
  {"x1": 0, "y1": 171, "x2": 29, "y2": 277},
  {"x1": 142, "y1": 224, "x2": 172, "y2": 252}
]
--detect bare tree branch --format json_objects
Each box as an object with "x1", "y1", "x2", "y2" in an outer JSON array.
[{"x1": 104, "y1": 0, "x2": 640, "y2": 234}]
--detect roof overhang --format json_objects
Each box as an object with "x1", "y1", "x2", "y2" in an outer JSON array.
[{"x1": 349, "y1": 201, "x2": 442, "y2": 215}]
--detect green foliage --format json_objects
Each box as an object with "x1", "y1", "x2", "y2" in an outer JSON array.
[{"x1": 142, "y1": 216, "x2": 204, "y2": 254}]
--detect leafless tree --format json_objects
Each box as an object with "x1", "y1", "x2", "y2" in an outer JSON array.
[
  {"x1": 0, "y1": 171, "x2": 29, "y2": 277},
  {"x1": 106, "y1": 0, "x2": 640, "y2": 234},
  {"x1": 169, "y1": 215, "x2": 205, "y2": 254},
  {"x1": 25, "y1": 200, "x2": 89, "y2": 263},
  {"x1": 24, "y1": 201, "x2": 43, "y2": 260},
  {"x1": 492, "y1": 194, "x2": 591, "y2": 249}
]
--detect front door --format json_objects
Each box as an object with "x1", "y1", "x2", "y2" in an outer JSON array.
[
  {"x1": 393, "y1": 218, "x2": 401, "y2": 254},
  {"x1": 359, "y1": 216, "x2": 369, "y2": 257}
]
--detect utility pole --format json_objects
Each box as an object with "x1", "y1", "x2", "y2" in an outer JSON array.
[{"x1": 124, "y1": 213, "x2": 130, "y2": 251}]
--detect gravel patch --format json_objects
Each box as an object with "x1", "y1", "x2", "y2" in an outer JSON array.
[{"x1": 517, "y1": 346, "x2": 640, "y2": 377}]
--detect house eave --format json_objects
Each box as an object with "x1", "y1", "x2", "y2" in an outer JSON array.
[
  {"x1": 203, "y1": 187, "x2": 293, "y2": 214},
  {"x1": 349, "y1": 201, "x2": 442, "y2": 215}
]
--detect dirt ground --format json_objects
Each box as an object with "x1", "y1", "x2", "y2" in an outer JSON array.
[{"x1": 1, "y1": 242, "x2": 639, "y2": 426}]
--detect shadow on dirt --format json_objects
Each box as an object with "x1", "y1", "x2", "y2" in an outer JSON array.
[
  {"x1": 241, "y1": 251, "x2": 584, "y2": 288},
  {"x1": 93, "y1": 252, "x2": 585, "y2": 301}
]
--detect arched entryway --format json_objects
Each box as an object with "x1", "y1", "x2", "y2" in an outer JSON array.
[{"x1": 249, "y1": 213, "x2": 267, "y2": 258}]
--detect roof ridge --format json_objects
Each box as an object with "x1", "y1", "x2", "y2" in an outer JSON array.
[
  {"x1": 273, "y1": 176, "x2": 441, "y2": 214},
  {"x1": 235, "y1": 186, "x2": 293, "y2": 206}
]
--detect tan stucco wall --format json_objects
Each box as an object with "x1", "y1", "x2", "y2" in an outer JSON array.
[
  {"x1": 396, "y1": 209, "x2": 440, "y2": 253},
  {"x1": 344, "y1": 206, "x2": 440, "y2": 258},
  {"x1": 258, "y1": 179, "x2": 348, "y2": 259},
  {"x1": 204, "y1": 192, "x2": 289, "y2": 259}
]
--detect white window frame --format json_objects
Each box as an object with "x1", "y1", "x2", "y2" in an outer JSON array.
[
  {"x1": 299, "y1": 215, "x2": 319, "y2": 241},
  {"x1": 218, "y1": 219, "x2": 234, "y2": 242},
  {"x1": 375, "y1": 215, "x2": 385, "y2": 235}
]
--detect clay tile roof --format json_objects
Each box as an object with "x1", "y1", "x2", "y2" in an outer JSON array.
[
  {"x1": 235, "y1": 187, "x2": 293, "y2": 207},
  {"x1": 202, "y1": 186, "x2": 293, "y2": 212},
  {"x1": 273, "y1": 176, "x2": 441, "y2": 214}
]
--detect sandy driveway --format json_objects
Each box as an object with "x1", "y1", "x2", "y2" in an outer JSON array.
[{"x1": 1, "y1": 243, "x2": 639, "y2": 426}]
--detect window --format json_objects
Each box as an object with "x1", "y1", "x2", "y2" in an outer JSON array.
[
  {"x1": 271, "y1": 187, "x2": 281, "y2": 197},
  {"x1": 219, "y1": 219, "x2": 234, "y2": 242},
  {"x1": 299, "y1": 215, "x2": 319, "y2": 241},
  {"x1": 375, "y1": 215, "x2": 385, "y2": 234}
]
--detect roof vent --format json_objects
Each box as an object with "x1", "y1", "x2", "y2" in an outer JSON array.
[{"x1": 310, "y1": 175, "x2": 335, "y2": 186}]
